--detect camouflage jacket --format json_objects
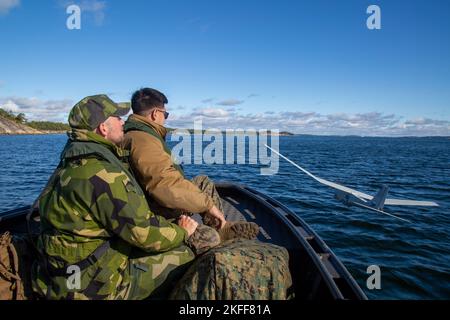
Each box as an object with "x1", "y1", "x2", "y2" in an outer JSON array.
[{"x1": 32, "y1": 130, "x2": 189, "y2": 300}]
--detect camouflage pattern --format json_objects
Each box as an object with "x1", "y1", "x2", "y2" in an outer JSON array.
[
  {"x1": 126, "y1": 244, "x2": 194, "y2": 300},
  {"x1": 217, "y1": 221, "x2": 260, "y2": 242},
  {"x1": 185, "y1": 225, "x2": 221, "y2": 256},
  {"x1": 32, "y1": 129, "x2": 194, "y2": 300},
  {"x1": 68, "y1": 94, "x2": 130, "y2": 131},
  {"x1": 169, "y1": 239, "x2": 293, "y2": 300}
]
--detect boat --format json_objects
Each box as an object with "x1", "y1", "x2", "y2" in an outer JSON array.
[{"x1": 0, "y1": 182, "x2": 367, "y2": 300}]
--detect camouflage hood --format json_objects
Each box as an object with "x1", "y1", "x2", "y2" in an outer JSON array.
[
  {"x1": 63, "y1": 129, "x2": 129, "y2": 161},
  {"x1": 60, "y1": 129, "x2": 135, "y2": 186}
]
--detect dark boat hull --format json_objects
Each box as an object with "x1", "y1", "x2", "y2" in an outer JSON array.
[
  {"x1": 0, "y1": 182, "x2": 367, "y2": 300},
  {"x1": 216, "y1": 183, "x2": 367, "y2": 300}
]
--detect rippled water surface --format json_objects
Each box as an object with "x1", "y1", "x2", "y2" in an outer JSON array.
[{"x1": 0, "y1": 134, "x2": 449, "y2": 299}]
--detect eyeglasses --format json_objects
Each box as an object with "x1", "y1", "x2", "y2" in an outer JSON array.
[{"x1": 155, "y1": 108, "x2": 169, "y2": 119}]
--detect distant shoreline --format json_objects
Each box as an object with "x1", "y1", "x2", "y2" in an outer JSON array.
[
  {"x1": 1, "y1": 132, "x2": 448, "y2": 139},
  {"x1": 0, "y1": 131, "x2": 66, "y2": 136}
]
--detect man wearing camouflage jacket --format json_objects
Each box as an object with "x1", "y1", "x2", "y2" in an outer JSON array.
[{"x1": 32, "y1": 95, "x2": 197, "y2": 300}]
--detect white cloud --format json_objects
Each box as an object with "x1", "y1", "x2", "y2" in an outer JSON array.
[
  {"x1": 1, "y1": 100, "x2": 20, "y2": 112},
  {"x1": 0, "y1": 0, "x2": 19, "y2": 15},
  {"x1": 1, "y1": 95, "x2": 448, "y2": 136},
  {"x1": 216, "y1": 99, "x2": 244, "y2": 106},
  {"x1": 0, "y1": 96, "x2": 73, "y2": 122},
  {"x1": 166, "y1": 108, "x2": 450, "y2": 137},
  {"x1": 192, "y1": 107, "x2": 229, "y2": 118},
  {"x1": 404, "y1": 117, "x2": 448, "y2": 126}
]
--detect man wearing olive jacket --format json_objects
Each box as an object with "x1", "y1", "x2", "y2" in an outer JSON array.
[{"x1": 123, "y1": 88, "x2": 259, "y2": 247}]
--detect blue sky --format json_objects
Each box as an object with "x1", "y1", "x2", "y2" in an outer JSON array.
[{"x1": 0, "y1": 0, "x2": 449, "y2": 136}]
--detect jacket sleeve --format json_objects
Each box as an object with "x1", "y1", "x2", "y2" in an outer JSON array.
[
  {"x1": 89, "y1": 161, "x2": 188, "y2": 253},
  {"x1": 128, "y1": 131, "x2": 215, "y2": 213}
]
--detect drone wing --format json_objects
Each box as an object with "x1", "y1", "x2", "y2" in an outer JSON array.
[
  {"x1": 350, "y1": 201, "x2": 411, "y2": 223},
  {"x1": 384, "y1": 199, "x2": 439, "y2": 207},
  {"x1": 265, "y1": 144, "x2": 373, "y2": 200},
  {"x1": 314, "y1": 176, "x2": 373, "y2": 201}
]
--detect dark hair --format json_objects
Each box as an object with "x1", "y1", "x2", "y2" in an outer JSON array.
[{"x1": 131, "y1": 88, "x2": 168, "y2": 115}]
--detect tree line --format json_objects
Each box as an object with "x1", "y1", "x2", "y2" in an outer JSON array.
[{"x1": 0, "y1": 107, "x2": 70, "y2": 131}]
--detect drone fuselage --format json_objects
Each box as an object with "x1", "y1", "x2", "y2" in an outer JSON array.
[{"x1": 334, "y1": 191, "x2": 363, "y2": 207}]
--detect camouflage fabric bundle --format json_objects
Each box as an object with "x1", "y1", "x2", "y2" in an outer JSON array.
[
  {"x1": 169, "y1": 239, "x2": 292, "y2": 300},
  {"x1": 0, "y1": 232, "x2": 34, "y2": 300}
]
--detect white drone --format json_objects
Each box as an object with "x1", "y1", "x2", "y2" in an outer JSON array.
[{"x1": 265, "y1": 145, "x2": 439, "y2": 223}]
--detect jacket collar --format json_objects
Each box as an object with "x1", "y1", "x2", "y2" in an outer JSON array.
[
  {"x1": 64, "y1": 129, "x2": 128, "y2": 159},
  {"x1": 127, "y1": 114, "x2": 168, "y2": 139}
]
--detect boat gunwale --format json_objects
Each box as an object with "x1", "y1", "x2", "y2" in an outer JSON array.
[{"x1": 216, "y1": 182, "x2": 367, "y2": 300}]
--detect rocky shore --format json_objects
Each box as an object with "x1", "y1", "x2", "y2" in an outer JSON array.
[{"x1": 0, "y1": 116, "x2": 65, "y2": 135}]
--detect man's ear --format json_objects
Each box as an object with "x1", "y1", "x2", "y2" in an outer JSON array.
[
  {"x1": 149, "y1": 109, "x2": 157, "y2": 121},
  {"x1": 96, "y1": 122, "x2": 108, "y2": 137}
]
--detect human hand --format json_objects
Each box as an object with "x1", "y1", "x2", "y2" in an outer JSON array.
[
  {"x1": 208, "y1": 205, "x2": 226, "y2": 229},
  {"x1": 177, "y1": 215, "x2": 198, "y2": 237}
]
